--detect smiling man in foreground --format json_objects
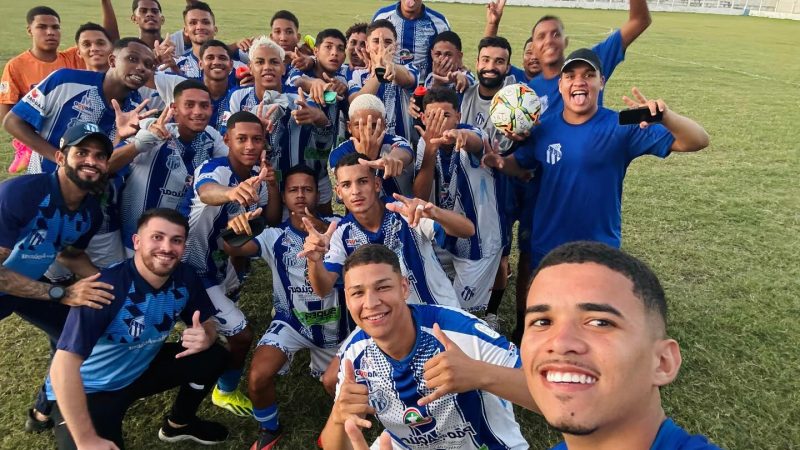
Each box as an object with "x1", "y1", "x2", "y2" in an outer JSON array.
[{"x1": 521, "y1": 241, "x2": 721, "y2": 449}]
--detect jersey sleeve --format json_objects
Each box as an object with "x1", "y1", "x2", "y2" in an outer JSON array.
[
  {"x1": 433, "y1": 309, "x2": 521, "y2": 369},
  {"x1": 322, "y1": 225, "x2": 348, "y2": 275},
  {"x1": 592, "y1": 29, "x2": 625, "y2": 81},
  {"x1": 388, "y1": 135, "x2": 414, "y2": 156},
  {"x1": 10, "y1": 69, "x2": 63, "y2": 131},
  {"x1": 193, "y1": 160, "x2": 226, "y2": 191},
  {"x1": 253, "y1": 228, "x2": 281, "y2": 262},
  {"x1": 56, "y1": 271, "x2": 125, "y2": 359},
  {"x1": 0, "y1": 59, "x2": 23, "y2": 104},
  {"x1": 415, "y1": 217, "x2": 446, "y2": 248},
  {"x1": 328, "y1": 140, "x2": 354, "y2": 170},
  {"x1": 153, "y1": 71, "x2": 186, "y2": 106},
  {"x1": 624, "y1": 123, "x2": 674, "y2": 161},
  {"x1": 210, "y1": 128, "x2": 229, "y2": 157},
  {"x1": 180, "y1": 267, "x2": 218, "y2": 323},
  {"x1": 347, "y1": 70, "x2": 367, "y2": 96}
]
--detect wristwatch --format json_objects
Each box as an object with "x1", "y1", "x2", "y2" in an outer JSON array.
[{"x1": 48, "y1": 285, "x2": 66, "y2": 303}]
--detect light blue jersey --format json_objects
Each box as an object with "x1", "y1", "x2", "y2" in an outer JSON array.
[{"x1": 337, "y1": 304, "x2": 527, "y2": 450}]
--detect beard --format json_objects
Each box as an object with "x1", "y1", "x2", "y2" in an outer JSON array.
[
  {"x1": 478, "y1": 69, "x2": 506, "y2": 89},
  {"x1": 64, "y1": 162, "x2": 108, "y2": 195},
  {"x1": 549, "y1": 419, "x2": 598, "y2": 436},
  {"x1": 141, "y1": 251, "x2": 179, "y2": 277}
]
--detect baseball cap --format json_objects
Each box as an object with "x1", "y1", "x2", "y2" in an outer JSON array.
[
  {"x1": 561, "y1": 48, "x2": 603, "y2": 74},
  {"x1": 59, "y1": 122, "x2": 113, "y2": 156}
]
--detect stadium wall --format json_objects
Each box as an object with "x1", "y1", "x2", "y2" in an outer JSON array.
[{"x1": 431, "y1": 0, "x2": 800, "y2": 19}]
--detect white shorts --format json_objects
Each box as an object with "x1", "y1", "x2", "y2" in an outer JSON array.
[
  {"x1": 206, "y1": 284, "x2": 248, "y2": 336},
  {"x1": 451, "y1": 252, "x2": 502, "y2": 312},
  {"x1": 87, "y1": 231, "x2": 125, "y2": 269},
  {"x1": 257, "y1": 320, "x2": 337, "y2": 378}
]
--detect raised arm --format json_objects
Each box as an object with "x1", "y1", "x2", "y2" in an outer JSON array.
[
  {"x1": 51, "y1": 350, "x2": 120, "y2": 449},
  {"x1": 622, "y1": 87, "x2": 709, "y2": 153},
  {"x1": 620, "y1": 0, "x2": 653, "y2": 50},
  {"x1": 483, "y1": 0, "x2": 506, "y2": 37},
  {"x1": 386, "y1": 194, "x2": 475, "y2": 238},
  {"x1": 100, "y1": 0, "x2": 120, "y2": 42}
]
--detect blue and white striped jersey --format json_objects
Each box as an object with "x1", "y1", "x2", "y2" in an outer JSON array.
[
  {"x1": 347, "y1": 64, "x2": 419, "y2": 142},
  {"x1": 118, "y1": 123, "x2": 228, "y2": 249},
  {"x1": 10, "y1": 69, "x2": 145, "y2": 174},
  {"x1": 323, "y1": 206, "x2": 459, "y2": 308},
  {"x1": 337, "y1": 304, "x2": 527, "y2": 450},
  {"x1": 225, "y1": 88, "x2": 334, "y2": 193},
  {"x1": 172, "y1": 49, "x2": 247, "y2": 82},
  {"x1": 415, "y1": 124, "x2": 506, "y2": 260},
  {"x1": 329, "y1": 133, "x2": 415, "y2": 199},
  {"x1": 422, "y1": 70, "x2": 476, "y2": 90},
  {"x1": 182, "y1": 157, "x2": 268, "y2": 286},
  {"x1": 152, "y1": 71, "x2": 238, "y2": 133},
  {"x1": 254, "y1": 217, "x2": 352, "y2": 349},
  {"x1": 373, "y1": 3, "x2": 451, "y2": 80}
]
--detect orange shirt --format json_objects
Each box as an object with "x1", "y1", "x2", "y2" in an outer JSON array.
[{"x1": 0, "y1": 47, "x2": 85, "y2": 105}]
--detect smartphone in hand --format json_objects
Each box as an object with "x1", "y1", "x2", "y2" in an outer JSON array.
[{"x1": 619, "y1": 106, "x2": 663, "y2": 125}]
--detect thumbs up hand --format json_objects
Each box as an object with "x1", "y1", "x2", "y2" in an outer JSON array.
[
  {"x1": 176, "y1": 311, "x2": 215, "y2": 359},
  {"x1": 418, "y1": 323, "x2": 475, "y2": 406},
  {"x1": 332, "y1": 359, "x2": 375, "y2": 428}
]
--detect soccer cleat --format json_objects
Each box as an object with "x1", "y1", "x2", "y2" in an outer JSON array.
[
  {"x1": 8, "y1": 139, "x2": 32, "y2": 174},
  {"x1": 250, "y1": 427, "x2": 283, "y2": 450},
  {"x1": 158, "y1": 416, "x2": 228, "y2": 445},
  {"x1": 24, "y1": 409, "x2": 53, "y2": 433},
  {"x1": 212, "y1": 385, "x2": 254, "y2": 417}
]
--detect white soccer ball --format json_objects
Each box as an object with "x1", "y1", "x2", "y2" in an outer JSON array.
[{"x1": 489, "y1": 83, "x2": 542, "y2": 135}]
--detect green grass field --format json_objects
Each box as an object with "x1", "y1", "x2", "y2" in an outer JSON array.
[{"x1": 0, "y1": 1, "x2": 798, "y2": 449}]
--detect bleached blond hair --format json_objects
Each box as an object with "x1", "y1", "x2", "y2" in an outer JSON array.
[
  {"x1": 349, "y1": 94, "x2": 386, "y2": 119},
  {"x1": 248, "y1": 36, "x2": 285, "y2": 62}
]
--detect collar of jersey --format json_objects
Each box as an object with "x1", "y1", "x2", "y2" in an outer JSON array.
[
  {"x1": 127, "y1": 258, "x2": 177, "y2": 294},
  {"x1": 49, "y1": 170, "x2": 96, "y2": 214}
]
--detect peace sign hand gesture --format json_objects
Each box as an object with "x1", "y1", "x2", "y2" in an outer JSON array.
[
  {"x1": 113, "y1": 98, "x2": 157, "y2": 140},
  {"x1": 385, "y1": 193, "x2": 436, "y2": 228},
  {"x1": 133, "y1": 106, "x2": 174, "y2": 153},
  {"x1": 297, "y1": 218, "x2": 337, "y2": 262}
]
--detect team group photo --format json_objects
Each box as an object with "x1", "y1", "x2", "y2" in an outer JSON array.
[{"x1": 0, "y1": 0, "x2": 795, "y2": 449}]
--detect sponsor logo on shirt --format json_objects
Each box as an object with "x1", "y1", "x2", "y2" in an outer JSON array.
[
  {"x1": 0, "y1": 81, "x2": 8, "y2": 94},
  {"x1": 24, "y1": 87, "x2": 46, "y2": 113},
  {"x1": 397, "y1": 48, "x2": 413, "y2": 63},
  {"x1": 546, "y1": 143, "x2": 562, "y2": 165},
  {"x1": 403, "y1": 407, "x2": 433, "y2": 427}
]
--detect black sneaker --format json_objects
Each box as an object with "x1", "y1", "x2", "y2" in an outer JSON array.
[
  {"x1": 250, "y1": 427, "x2": 283, "y2": 450},
  {"x1": 158, "y1": 417, "x2": 228, "y2": 445},
  {"x1": 25, "y1": 409, "x2": 53, "y2": 433}
]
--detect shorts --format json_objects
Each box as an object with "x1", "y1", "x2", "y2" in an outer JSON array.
[
  {"x1": 205, "y1": 284, "x2": 248, "y2": 337},
  {"x1": 451, "y1": 251, "x2": 503, "y2": 312},
  {"x1": 87, "y1": 231, "x2": 126, "y2": 269},
  {"x1": 257, "y1": 320, "x2": 338, "y2": 378},
  {"x1": 501, "y1": 176, "x2": 535, "y2": 257}
]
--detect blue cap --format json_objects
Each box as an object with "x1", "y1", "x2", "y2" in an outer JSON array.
[{"x1": 59, "y1": 122, "x2": 113, "y2": 156}]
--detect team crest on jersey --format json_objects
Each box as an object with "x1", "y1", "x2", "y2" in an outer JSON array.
[
  {"x1": 23, "y1": 229, "x2": 48, "y2": 250},
  {"x1": 546, "y1": 143, "x2": 562, "y2": 165},
  {"x1": 129, "y1": 316, "x2": 145, "y2": 338},
  {"x1": 166, "y1": 148, "x2": 183, "y2": 170},
  {"x1": 403, "y1": 407, "x2": 434, "y2": 428},
  {"x1": 369, "y1": 388, "x2": 390, "y2": 414}
]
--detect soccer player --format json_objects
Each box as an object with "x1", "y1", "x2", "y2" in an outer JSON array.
[
  {"x1": 181, "y1": 111, "x2": 279, "y2": 418},
  {"x1": 74, "y1": 23, "x2": 114, "y2": 72},
  {"x1": 483, "y1": 48, "x2": 710, "y2": 271},
  {"x1": 423, "y1": 31, "x2": 473, "y2": 92},
  {"x1": 344, "y1": 23, "x2": 368, "y2": 75},
  {"x1": 224, "y1": 164, "x2": 348, "y2": 450},
  {"x1": 112, "y1": 79, "x2": 228, "y2": 251},
  {"x1": 529, "y1": 0, "x2": 652, "y2": 116},
  {"x1": 413, "y1": 87, "x2": 505, "y2": 313},
  {"x1": 482, "y1": 0, "x2": 537, "y2": 83},
  {"x1": 0, "y1": 123, "x2": 114, "y2": 433},
  {"x1": 228, "y1": 36, "x2": 336, "y2": 214},
  {"x1": 372, "y1": 0, "x2": 450, "y2": 80},
  {"x1": 302, "y1": 152, "x2": 471, "y2": 308},
  {"x1": 48, "y1": 208, "x2": 230, "y2": 448},
  {"x1": 521, "y1": 241, "x2": 721, "y2": 449},
  {"x1": 269, "y1": 10, "x2": 316, "y2": 79},
  {"x1": 320, "y1": 244, "x2": 532, "y2": 450},
  {"x1": 3, "y1": 37, "x2": 156, "y2": 174},
  {"x1": 521, "y1": 38, "x2": 542, "y2": 81},
  {"x1": 329, "y1": 94, "x2": 415, "y2": 199},
  {"x1": 348, "y1": 20, "x2": 418, "y2": 142},
  {"x1": 130, "y1": 0, "x2": 186, "y2": 52}
]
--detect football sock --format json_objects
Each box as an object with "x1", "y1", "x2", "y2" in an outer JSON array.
[
  {"x1": 216, "y1": 368, "x2": 243, "y2": 393},
  {"x1": 253, "y1": 404, "x2": 280, "y2": 431}
]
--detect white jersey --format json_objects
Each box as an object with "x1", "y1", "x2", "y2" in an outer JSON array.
[
  {"x1": 254, "y1": 218, "x2": 351, "y2": 349},
  {"x1": 119, "y1": 121, "x2": 228, "y2": 248},
  {"x1": 347, "y1": 64, "x2": 418, "y2": 141},
  {"x1": 415, "y1": 124, "x2": 505, "y2": 260},
  {"x1": 183, "y1": 157, "x2": 268, "y2": 286},
  {"x1": 459, "y1": 74, "x2": 522, "y2": 154},
  {"x1": 337, "y1": 304, "x2": 527, "y2": 450},
  {"x1": 328, "y1": 133, "x2": 415, "y2": 199},
  {"x1": 323, "y1": 206, "x2": 459, "y2": 307}
]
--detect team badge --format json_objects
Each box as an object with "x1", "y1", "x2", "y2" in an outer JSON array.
[
  {"x1": 369, "y1": 388, "x2": 390, "y2": 414},
  {"x1": 546, "y1": 143, "x2": 562, "y2": 165},
  {"x1": 397, "y1": 48, "x2": 413, "y2": 62},
  {"x1": 0, "y1": 81, "x2": 8, "y2": 94},
  {"x1": 129, "y1": 316, "x2": 145, "y2": 338}
]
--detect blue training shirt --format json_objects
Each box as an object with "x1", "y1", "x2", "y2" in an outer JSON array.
[
  {"x1": 337, "y1": 304, "x2": 527, "y2": 449},
  {"x1": 0, "y1": 172, "x2": 101, "y2": 288},
  {"x1": 514, "y1": 107, "x2": 674, "y2": 258},
  {"x1": 550, "y1": 418, "x2": 721, "y2": 450},
  {"x1": 529, "y1": 29, "x2": 625, "y2": 118},
  {"x1": 46, "y1": 259, "x2": 216, "y2": 399}
]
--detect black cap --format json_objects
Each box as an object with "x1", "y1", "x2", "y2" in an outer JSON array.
[
  {"x1": 561, "y1": 48, "x2": 603, "y2": 74},
  {"x1": 59, "y1": 122, "x2": 113, "y2": 156}
]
